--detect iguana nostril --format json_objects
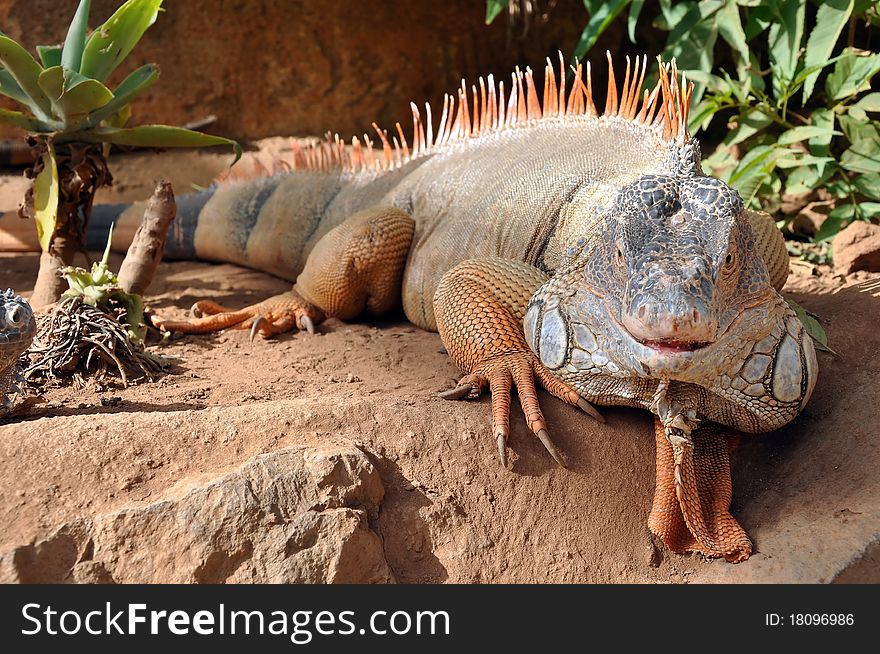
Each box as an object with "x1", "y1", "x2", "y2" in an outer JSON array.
[
  {"x1": 638, "y1": 305, "x2": 647, "y2": 320},
  {"x1": 692, "y1": 309, "x2": 701, "y2": 324}
]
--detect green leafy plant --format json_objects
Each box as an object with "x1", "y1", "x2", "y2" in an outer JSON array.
[
  {"x1": 688, "y1": 1, "x2": 880, "y2": 247},
  {"x1": 61, "y1": 224, "x2": 145, "y2": 342},
  {"x1": 488, "y1": 0, "x2": 880, "y2": 253},
  {"x1": 0, "y1": 0, "x2": 240, "y2": 307}
]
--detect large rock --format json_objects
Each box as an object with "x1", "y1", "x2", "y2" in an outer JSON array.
[
  {"x1": 0, "y1": 444, "x2": 392, "y2": 583},
  {"x1": 833, "y1": 221, "x2": 880, "y2": 273},
  {"x1": 0, "y1": 256, "x2": 878, "y2": 584}
]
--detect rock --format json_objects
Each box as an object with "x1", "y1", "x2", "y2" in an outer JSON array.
[
  {"x1": 832, "y1": 221, "x2": 880, "y2": 273},
  {"x1": 0, "y1": 445, "x2": 392, "y2": 584},
  {"x1": 1, "y1": 256, "x2": 879, "y2": 583},
  {"x1": 790, "y1": 200, "x2": 833, "y2": 237}
]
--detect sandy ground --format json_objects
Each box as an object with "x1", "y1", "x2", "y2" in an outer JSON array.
[{"x1": 0, "y1": 149, "x2": 878, "y2": 583}]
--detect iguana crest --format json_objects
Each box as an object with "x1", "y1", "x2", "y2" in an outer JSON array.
[{"x1": 221, "y1": 52, "x2": 694, "y2": 180}]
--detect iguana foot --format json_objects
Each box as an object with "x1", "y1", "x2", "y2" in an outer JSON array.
[
  {"x1": 648, "y1": 417, "x2": 752, "y2": 562},
  {"x1": 434, "y1": 258, "x2": 603, "y2": 467},
  {"x1": 153, "y1": 290, "x2": 325, "y2": 339},
  {"x1": 440, "y1": 351, "x2": 603, "y2": 467}
]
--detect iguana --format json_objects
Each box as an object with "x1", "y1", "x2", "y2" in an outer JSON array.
[
  {"x1": 75, "y1": 54, "x2": 815, "y2": 562},
  {"x1": 0, "y1": 289, "x2": 35, "y2": 413}
]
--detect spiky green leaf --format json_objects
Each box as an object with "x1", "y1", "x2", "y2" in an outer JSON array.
[
  {"x1": 77, "y1": 124, "x2": 241, "y2": 162},
  {"x1": 0, "y1": 35, "x2": 53, "y2": 120},
  {"x1": 0, "y1": 107, "x2": 53, "y2": 132},
  {"x1": 61, "y1": 0, "x2": 91, "y2": 72},
  {"x1": 0, "y1": 69, "x2": 34, "y2": 107},
  {"x1": 60, "y1": 72, "x2": 113, "y2": 122},
  {"x1": 485, "y1": 0, "x2": 506, "y2": 24},
  {"x1": 36, "y1": 66, "x2": 64, "y2": 115},
  {"x1": 38, "y1": 65, "x2": 113, "y2": 123},
  {"x1": 35, "y1": 44, "x2": 62, "y2": 68},
  {"x1": 34, "y1": 143, "x2": 59, "y2": 252},
  {"x1": 86, "y1": 63, "x2": 159, "y2": 127},
  {"x1": 80, "y1": 0, "x2": 163, "y2": 81}
]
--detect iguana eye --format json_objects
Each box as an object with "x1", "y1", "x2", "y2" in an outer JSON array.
[
  {"x1": 724, "y1": 252, "x2": 735, "y2": 268},
  {"x1": 616, "y1": 246, "x2": 624, "y2": 261}
]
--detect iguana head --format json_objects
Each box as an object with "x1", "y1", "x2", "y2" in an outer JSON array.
[
  {"x1": 525, "y1": 173, "x2": 818, "y2": 431},
  {"x1": 0, "y1": 289, "x2": 36, "y2": 374}
]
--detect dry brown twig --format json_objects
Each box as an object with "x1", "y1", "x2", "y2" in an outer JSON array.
[{"x1": 22, "y1": 181, "x2": 177, "y2": 389}]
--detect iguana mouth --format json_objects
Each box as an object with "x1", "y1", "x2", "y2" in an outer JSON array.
[{"x1": 640, "y1": 338, "x2": 710, "y2": 354}]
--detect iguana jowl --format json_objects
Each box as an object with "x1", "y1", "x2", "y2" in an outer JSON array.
[{"x1": 87, "y1": 54, "x2": 818, "y2": 562}]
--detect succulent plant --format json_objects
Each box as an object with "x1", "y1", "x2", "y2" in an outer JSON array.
[{"x1": 0, "y1": 0, "x2": 240, "y2": 306}]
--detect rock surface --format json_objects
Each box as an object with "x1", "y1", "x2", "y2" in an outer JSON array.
[
  {"x1": 0, "y1": 441, "x2": 391, "y2": 583},
  {"x1": 0, "y1": 252, "x2": 878, "y2": 584},
  {"x1": 833, "y1": 221, "x2": 880, "y2": 274}
]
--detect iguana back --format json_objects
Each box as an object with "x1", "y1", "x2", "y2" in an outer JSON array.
[{"x1": 93, "y1": 56, "x2": 788, "y2": 330}]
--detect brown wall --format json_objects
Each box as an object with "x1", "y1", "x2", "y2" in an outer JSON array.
[{"x1": 0, "y1": 0, "x2": 614, "y2": 142}]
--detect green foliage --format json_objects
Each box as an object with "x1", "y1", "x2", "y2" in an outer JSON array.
[
  {"x1": 61, "y1": 225, "x2": 146, "y2": 342},
  {"x1": 33, "y1": 143, "x2": 59, "y2": 252},
  {"x1": 486, "y1": 0, "x2": 507, "y2": 24},
  {"x1": 487, "y1": 0, "x2": 880, "y2": 249},
  {"x1": 786, "y1": 299, "x2": 835, "y2": 354},
  {"x1": 0, "y1": 0, "x2": 240, "y2": 253}
]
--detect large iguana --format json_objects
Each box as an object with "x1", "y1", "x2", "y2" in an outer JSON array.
[
  {"x1": 78, "y1": 54, "x2": 816, "y2": 562},
  {"x1": 0, "y1": 289, "x2": 35, "y2": 413}
]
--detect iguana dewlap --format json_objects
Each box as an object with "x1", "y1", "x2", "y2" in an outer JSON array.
[{"x1": 85, "y1": 54, "x2": 817, "y2": 563}]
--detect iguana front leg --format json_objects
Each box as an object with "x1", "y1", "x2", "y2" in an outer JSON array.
[
  {"x1": 648, "y1": 380, "x2": 751, "y2": 562},
  {"x1": 434, "y1": 258, "x2": 604, "y2": 467},
  {"x1": 153, "y1": 207, "x2": 414, "y2": 338}
]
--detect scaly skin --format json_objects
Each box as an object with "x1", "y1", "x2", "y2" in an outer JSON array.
[
  {"x1": 522, "y1": 176, "x2": 817, "y2": 560},
  {"x1": 54, "y1": 55, "x2": 814, "y2": 562},
  {"x1": 0, "y1": 289, "x2": 36, "y2": 414}
]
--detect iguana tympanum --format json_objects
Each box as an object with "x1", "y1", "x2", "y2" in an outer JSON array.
[
  {"x1": 0, "y1": 289, "x2": 35, "y2": 413},
  {"x1": 86, "y1": 54, "x2": 818, "y2": 562}
]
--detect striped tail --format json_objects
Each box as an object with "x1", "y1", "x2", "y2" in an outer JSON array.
[
  {"x1": 0, "y1": 187, "x2": 215, "y2": 259},
  {"x1": 87, "y1": 186, "x2": 217, "y2": 260}
]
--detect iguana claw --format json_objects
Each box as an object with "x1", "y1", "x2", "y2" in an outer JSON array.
[
  {"x1": 440, "y1": 353, "x2": 592, "y2": 468},
  {"x1": 438, "y1": 384, "x2": 474, "y2": 400},
  {"x1": 154, "y1": 290, "x2": 325, "y2": 338},
  {"x1": 249, "y1": 316, "x2": 267, "y2": 342},
  {"x1": 496, "y1": 433, "x2": 508, "y2": 467},
  {"x1": 299, "y1": 315, "x2": 316, "y2": 334},
  {"x1": 536, "y1": 428, "x2": 567, "y2": 467},
  {"x1": 576, "y1": 398, "x2": 605, "y2": 423}
]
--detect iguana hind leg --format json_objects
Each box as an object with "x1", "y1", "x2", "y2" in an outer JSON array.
[
  {"x1": 648, "y1": 417, "x2": 752, "y2": 562},
  {"x1": 434, "y1": 258, "x2": 603, "y2": 467},
  {"x1": 153, "y1": 207, "x2": 414, "y2": 338}
]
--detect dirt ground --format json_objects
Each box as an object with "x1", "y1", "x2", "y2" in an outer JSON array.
[{"x1": 0, "y1": 149, "x2": 878, "y2": 583}]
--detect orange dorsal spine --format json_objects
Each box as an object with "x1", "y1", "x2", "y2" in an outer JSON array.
[{"x1": 218, "y1": 53, "x2": 694, "y2": 183}]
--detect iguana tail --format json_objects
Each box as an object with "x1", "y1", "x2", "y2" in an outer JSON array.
[
  {"x1": 0, "y1": 188, "x2": 216, "y2": 261},
  {"x1": 87, "y1": 187, "x2": 216, "y2": 261}
]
